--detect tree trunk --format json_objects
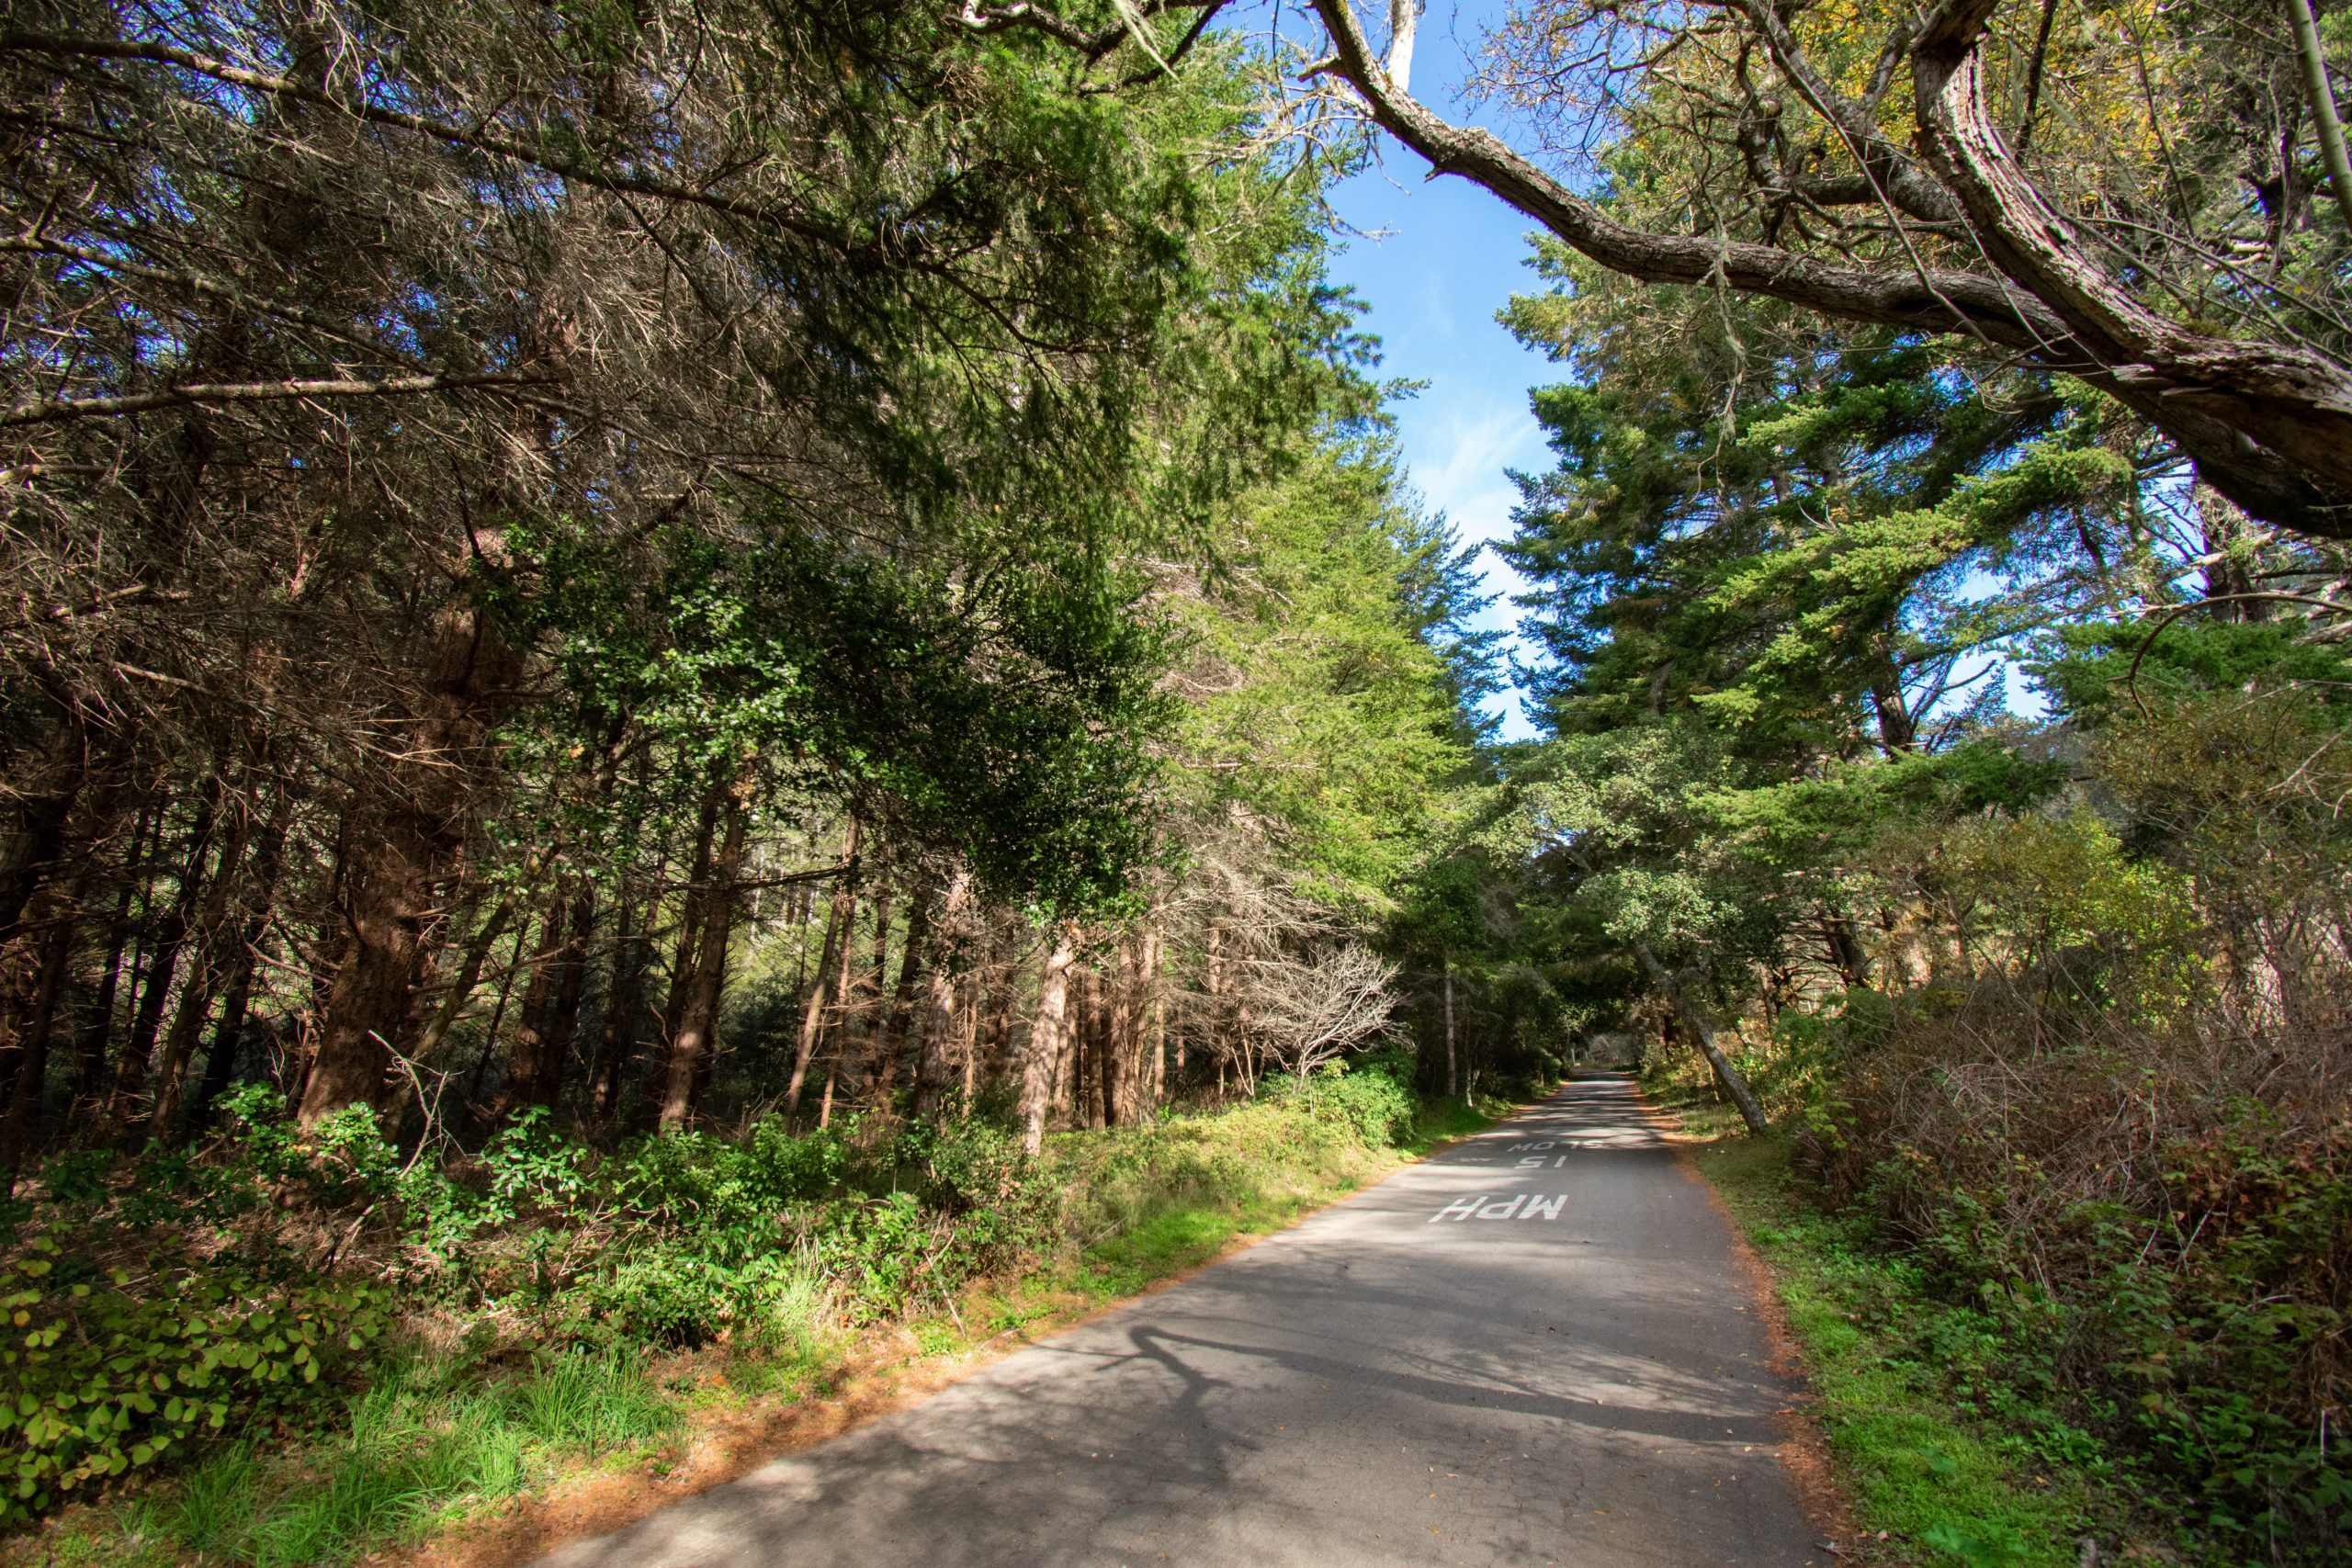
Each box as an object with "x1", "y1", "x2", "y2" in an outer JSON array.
[
  {"x1": 658, "y1": 786, "x2": 723, "y2": 1049},
  {"x1": 414, "y1": 891, "x2": 516, "y2": 1068},
  {"x1": 493, "y1": 889, "x2": 564, "y2": 1118},
  {"x1": 910, "y1": 870, "x2": 971, "y2": 1121},
  {"x1": 1021, "y1": 933, "x2": 1077, "y2": 1156},
  {"x1": 532, "y1": 882, "x2": 595, "y2": 1106},
  {"x1": 841, "y1": 878, "x2": 891, "y2": 1109},
  {"x1": 659, "y1": 795, "x2": 748, "y2": 1130},
  {"x1": 300, "y1": 604, "x2": 517, "y2": 1124},
  {"x1": 589, "y1": 895, "x2": 649, "y2": 1121},
  {"x1": 1635, "y1": 944, "x2": 1768, "y2": 1134},
  {"x1": 1109, "y1": 935, "x2": 1142, "y2": 1126},
  {"x1": 110, "y1": 793, "x2": 219, "y2": 1125},
  {"x1": 1442, "y1": 961, "x2": 1458, "y2": 1098},
  {"x1": 815, "y1": 874, "x2": 862, "y2": 1130},
  {"x1": 143, "y1": 800, "x2": 257, "y2": 1138},
  {"x1": 0, "y1": 711, "x2": 89, "y2": 950},
  {"x1": 0, "y1": 895, "x2": 80, "y2": 1168},
  {"x1": 785, "y1": 818, "x2": 859, "y2": 1121},
  {"x1": 874, "y1": 880, "x2": 933, "y2": 1100},
  {"x1": 1144, "y1": 927, "x2": 1165, "y2": 1108},
  {"x1": 74, "y1": 800, "x2": 155, "y2": 1115},
  {"x1": 1818, "y1": 904, "x2": 1871, "y2": 987},
  {"x1": 1080, "y1": 964, "x2": 1108, "y2": 1130}
]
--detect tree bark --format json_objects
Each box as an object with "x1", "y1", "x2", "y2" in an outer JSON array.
[
  {"x1": 1298, "y1": 0, "x2": 2352, "y2": 541},
  {"x1": 657, "y1": 786, "x2": 723, "y2": 1050},
  {"x1": 413, "y1": 891, "x2": 515, "y2": 1069},
  {"x1": 1442, "y1": 961, "x2": 1458, "y2": 1099},
  {"x1": 109, "y1": 792, "x2": 218, "y2": 1125},
  {"x1": 0, "y1": 711, "x2": 89, "y2": 949},
  {"x1": 1635, "y1": 944, "x2": 1769, "y2": 1134},
  {"x1": 74, "y1": 799, "x2": 154, "y2": 1115},
  {"x1": 875, "y1": 879, "x2": 933, "y2": 1100},
  {"x1": 2291, "y1": 0, "x2": 2352, "y2": 235},
  {"x1": 0, "y1": 893, "x2": 80, "y2": 1167},
  {"x1": 784, "y1": 819, "x2": 859, "y2": 1122},
  {"x1": 493, "y1": 888, "x2": 564, "y2": 1118},
  {"x1": 1021, "y1": 932, "x2": 1077, "y2": 1156},
  {"x1": 300, "y1": 604, "x2": 517, "y2": 1124},
  {"x1": 1818, "y1": 905, "x2": 1871, "y2": 987},
  {"x1": 531, "y1": 881, "x2": 595, "y2": 1107},
  {"x1": 658, "y1": 795, "x2": 748, "y2": 1130},
  {"x1": 1080, "y1": 964, "x2": 1108, "y2": 1130},
  {"x1": 142, "y1": 798, "x2": 256, "y2": 1138},
  {"x1": 910, "y1": 870, "x2": 971, "y2": 1121},
  {"x1": 589, "y1": 894, "x2": 649, "y2": 1121}
]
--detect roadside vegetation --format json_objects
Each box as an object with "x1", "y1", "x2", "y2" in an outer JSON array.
[
  {"x1": 3, "y1": 1057, "x2": 1503, "y2": 1568},
  {"x1": 10, "y1": 2, "x2": 2352, "y2": 1566}
]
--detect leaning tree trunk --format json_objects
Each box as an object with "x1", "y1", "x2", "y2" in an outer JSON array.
[
  {"x1": 1635, "y1": 945, "x2": 1768, "y2": 1134},
  {"x1": 1020, "y1": 933, "x2": 1077, "y2": 1157}
]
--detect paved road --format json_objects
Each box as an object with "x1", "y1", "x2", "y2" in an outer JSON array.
[{"x1": 538, "y1": 1076, "x2": 1826, "y2": 1567}]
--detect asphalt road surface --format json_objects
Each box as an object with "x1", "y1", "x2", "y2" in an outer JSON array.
[{"x1": 537, "y1": 1075, "x2": 1828, "y2": 1567}]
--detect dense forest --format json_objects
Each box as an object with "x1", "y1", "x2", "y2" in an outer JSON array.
[{"x1": 2, "y1": 0, "x2": 2349, "y2": 1563}]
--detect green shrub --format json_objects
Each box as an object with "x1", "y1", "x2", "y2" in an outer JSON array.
[{"x1": 0, "y1": 1236, "x2": 388, "y2": 1523}]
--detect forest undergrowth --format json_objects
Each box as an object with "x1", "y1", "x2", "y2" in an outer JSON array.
[{"x1": 0, "y1": 1055, "x2": 1499, "y2": 1568}]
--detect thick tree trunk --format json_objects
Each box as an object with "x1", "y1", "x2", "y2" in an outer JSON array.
[
  {"x1": 875, "y1": 880, "x2": 933, "y2": 1100},
  {"x1": 910, "y1": 870, "x2": 970, "y2": 1121},
  {"x1": 659, "y1": 796, "x2": 747, "y2": 1130},
  {"x1": 1021, "y1": 934, "x2": 1077, "y2": 1156},
  {"x1": 1635, "y1": 945, "x2": 1768, "y2": 1134},
  {"x1": 300, "y1": 604, "x2": 516, "y2": 1124}
]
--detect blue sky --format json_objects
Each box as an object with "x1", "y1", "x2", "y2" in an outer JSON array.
[
  {"x1": 1305, "y1": 2, "x2": 1560, "y2": 740},
  {"x1": 1283, "y1": 3, "x2": 2046, "y2": 734}
]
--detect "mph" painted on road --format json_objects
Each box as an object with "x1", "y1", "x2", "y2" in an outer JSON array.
[{"x1": 1429, "y1": 1193, "x2": 1568, "y2": 1222}]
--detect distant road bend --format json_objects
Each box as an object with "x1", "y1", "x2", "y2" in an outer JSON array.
[{"x1": 538, "y1": 1075, "x2": 1830, "y2": 1567}]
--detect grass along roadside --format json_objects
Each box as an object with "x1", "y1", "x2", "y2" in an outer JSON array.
[
  {"x1": 3, "y1": 1088, "x2": 1508, "y2": 1568},
  {"x1": 1659, "y1": 1082, "x2": 2146, "y2": 1568}
]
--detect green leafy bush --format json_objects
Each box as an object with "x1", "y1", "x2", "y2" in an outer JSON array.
[{"x1": 0, "y1": 1236, "x2": 387, "y2": 1523}]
